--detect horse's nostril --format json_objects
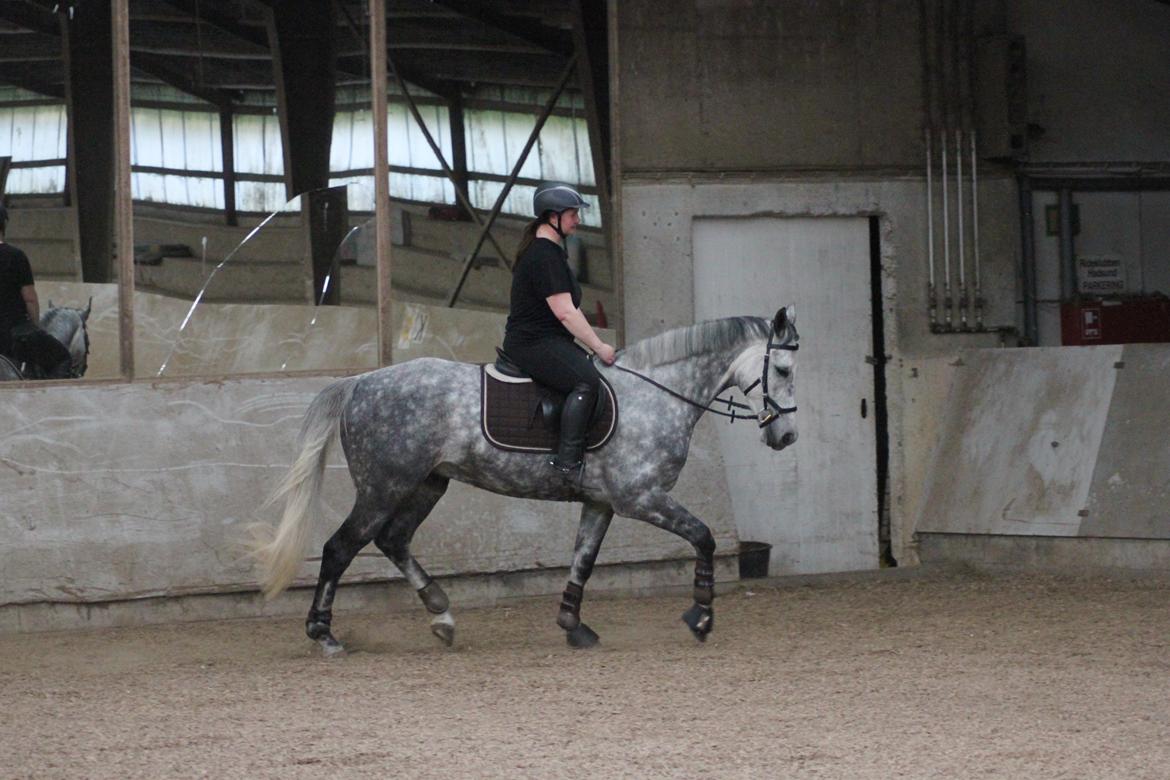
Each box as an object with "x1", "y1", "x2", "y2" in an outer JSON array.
[{"x1": 781, "y1": 432, "x2": 796, "y2": 446}]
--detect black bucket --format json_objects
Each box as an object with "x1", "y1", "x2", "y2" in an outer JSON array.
[{"x1": 738, "y1": 541, "x2": 772, "y2": 579}]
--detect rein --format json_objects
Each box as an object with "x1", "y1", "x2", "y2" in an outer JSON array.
[{"x1": 610, "y1": 335, "x2": 799, "y2": 428}]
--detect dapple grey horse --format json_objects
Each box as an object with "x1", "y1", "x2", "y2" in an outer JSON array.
[
  {"x1": 0, "y1": 299, "x2": 91, "y2": 381},
  {"x1": 253, "y1": 308, "x2": 799, "y2": 656}
]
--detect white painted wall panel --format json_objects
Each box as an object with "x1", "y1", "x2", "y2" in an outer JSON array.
[{"x1": 917, "y1": 346, "x2": 1121, "y2": 535}]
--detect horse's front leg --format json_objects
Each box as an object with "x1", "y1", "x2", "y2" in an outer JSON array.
[
  {"x1": 614, "y1": 490, "x2": 716, "y2": 641},
  {"x1": 558, "y1": 501, "x2": 614, "y2": 649}
]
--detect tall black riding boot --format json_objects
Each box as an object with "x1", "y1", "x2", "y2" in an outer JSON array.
[{"x1": 549, "y1": 381, "x2": 597, "y2": 477}]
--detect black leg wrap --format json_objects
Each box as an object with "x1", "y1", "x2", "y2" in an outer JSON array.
[
  {"x1": 693, "y1": 560, "x2": 715, "y2": 606},
  {"x1": 305, "y1": 609, "x2": 332, "y2": 640},
  {"x1": 417, "y1": 580, "x2": 450, "y2": 615},
  {"x1": 557, "y1": 582, "x2": 584, "y2": 631},
  {"x1": 681, "y1": 603, "x2": 714, "y2": 641}
]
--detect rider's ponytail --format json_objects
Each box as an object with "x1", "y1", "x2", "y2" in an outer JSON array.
[{"x1": 514, "y1": 214, "x2": 551, "y2": 263}]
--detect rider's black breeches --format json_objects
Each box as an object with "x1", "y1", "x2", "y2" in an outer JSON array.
[
  {"x1": 10, "y1": 325, "x2": 72, "y2": 379},
  {"x1": 503, "y1": 336, "x2": 602, "y2": 397}
]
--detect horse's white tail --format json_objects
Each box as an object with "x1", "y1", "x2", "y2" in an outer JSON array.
[{"x1": 250, "y1": 378, "x2": 357, "y2": 599}]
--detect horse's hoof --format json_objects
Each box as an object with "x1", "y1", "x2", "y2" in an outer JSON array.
[
  {"x1": 318, "y1": 635, "x2": 347, "y2": 658},
  {"x1": 566, "y1": 622, "x2": 600, "y2": 649},
  {"x1": 431, "y1": 621, "x2": 455, "y2": 647},
  {"x1": 430, "y1": 611, "x2": 455, "y2": 647},
  {"x1": 681, "y1": 603, "x2": 714, "y2": 642}
]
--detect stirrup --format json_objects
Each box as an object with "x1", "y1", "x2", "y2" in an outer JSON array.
[{"x1": 547, "y1": 455, "x2": 583, "y2": 478}]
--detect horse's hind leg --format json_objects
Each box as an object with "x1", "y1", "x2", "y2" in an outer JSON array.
[
  {"x1": 558, "y1": 500, "x2": 613, "y2": 649},
  {"x1": 614, "y1": 490, "x2": 717, "y2": 642},
  {"x1": 305, "y1": 496, "x2": 391, "y2": 657},
  {"x1": 373, "y1": 474, "x2": 455, "y2": 646}
]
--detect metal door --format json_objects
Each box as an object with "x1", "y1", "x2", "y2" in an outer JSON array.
[{"x1": 693, "y1": 217, "x2": 879, "y2": 573}]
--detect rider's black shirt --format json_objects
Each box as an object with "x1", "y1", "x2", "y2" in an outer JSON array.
[
  {"x1": 0, "y1": 242, "x2": 33, "y2": 355},
  {"x1": 504, "y1": 237, "x2": 581, "y2": 349}
]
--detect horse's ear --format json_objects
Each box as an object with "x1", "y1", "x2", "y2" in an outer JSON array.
[
  {"x1": 82, "y1": 297, "x2": 92, "y2": 322},
  {"x1": 772, "y1": 306, "x2": 789, "y2": 334}
]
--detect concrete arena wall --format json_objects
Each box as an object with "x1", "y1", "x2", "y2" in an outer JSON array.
[
  {"x1": 620, "y1": 175, "x2": 1019, "y2": 569},
  {"x1": 914, "y1": 345, "x2": 1170, "y2": 570}
]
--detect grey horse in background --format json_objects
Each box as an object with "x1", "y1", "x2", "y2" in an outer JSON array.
[
  {"x1": 0, "y1": 299, "x2": 92, "y2": 381},
  {"x1": 253, "y1": 308, "x2": 800, "y2": 656}
]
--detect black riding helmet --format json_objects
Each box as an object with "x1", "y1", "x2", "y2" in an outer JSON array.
[{"x1": 533, "y1": 181, "x2": 589, "y2": 239}]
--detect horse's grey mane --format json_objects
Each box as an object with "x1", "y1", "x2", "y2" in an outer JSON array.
[{"x1": 619, "y1": 316, "x2": 776, "y2": 369}]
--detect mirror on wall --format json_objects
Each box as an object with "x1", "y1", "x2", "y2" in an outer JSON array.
[
  {"x1": 128, "y1": 1, "x2": 378, "y2": 378},
  {"x1": 376, "y1": 0, "x2": 616, "y2": 353},
  {"x1": 0, "y1": 5, "x2": 121, "y2": 381}
]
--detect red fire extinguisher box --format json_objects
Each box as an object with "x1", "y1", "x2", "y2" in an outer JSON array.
[{"x1": 1061, "y1": 296, "x2": 1170, "y2": 346}]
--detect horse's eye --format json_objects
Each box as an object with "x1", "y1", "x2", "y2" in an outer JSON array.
[{"x1": 776, "y1": 367, "x2": 790, "y2": 379}]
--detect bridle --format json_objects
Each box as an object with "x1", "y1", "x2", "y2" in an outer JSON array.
[
  {"x1": 742, "y1": 332, "x2": 799, "y2": 428},
  {"x1": 611, "y1": 332, "x2": 798, "y2": 429}
]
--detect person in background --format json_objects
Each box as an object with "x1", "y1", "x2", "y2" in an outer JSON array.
[
  {"x1": 0, "y1": 204, "x2": 72, "y2": 379},
  {"x1": 502, "y1": 182, "x2": 616, "y2": 479}
]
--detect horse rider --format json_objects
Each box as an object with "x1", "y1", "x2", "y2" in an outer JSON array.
[
  {"x1": 502, "y1": 181, "x2": 617, "y2": 478},
  {"x1": 0, "y1": 204, "x2": 72, "y2": 379}
]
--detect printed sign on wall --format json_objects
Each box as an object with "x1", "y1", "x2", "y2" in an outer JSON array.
[{"x1": 1077, "y1": 255, "x2": 1126, "y2": 295}]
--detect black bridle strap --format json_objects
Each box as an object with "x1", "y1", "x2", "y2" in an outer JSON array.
[
  {"x1": 611, "y1": 363, "x2": 758, "y2": 422},
  {"x1": 609, "y1": 339, "x2": 799, "y2": 425}
]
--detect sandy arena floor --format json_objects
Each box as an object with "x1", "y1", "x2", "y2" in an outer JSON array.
[{"x1": 1, "y1": 567, "x2": 1167, "y2": 779}]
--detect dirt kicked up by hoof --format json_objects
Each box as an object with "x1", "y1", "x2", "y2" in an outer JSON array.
[{"x1": 318, "y1": 637, "x2": 347, "y2": 658}]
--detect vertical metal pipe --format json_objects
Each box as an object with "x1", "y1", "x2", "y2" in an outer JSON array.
[
  {"x1": 940, "y1": 128, "x2": 952, "y2": 330},
  {"x1": 925, "y1": 127, "x2": 936, "y2": 331},
  {"x1": 369, "y1": 0, "x2": 392, "y2": 366},
  {"x1": 1018, "y1": 175, "x2": 1038, "y2": 345},
  {"x1": 1058, "y1": 188, "x2": 1075, "y2": 302},
  {"x1": 112, "y1": 0, "x2": 134, "y2": 378},
  {"x1": 955, "y1": 127, "x2": 967, "y2": 330},
  {"x1": 970, "y1": 129, "x2": 983, "y2": 329}
]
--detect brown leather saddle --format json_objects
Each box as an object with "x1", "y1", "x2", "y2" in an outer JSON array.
[{"x1": 481, "y1": 349, "x2": 618, "y2": 454}]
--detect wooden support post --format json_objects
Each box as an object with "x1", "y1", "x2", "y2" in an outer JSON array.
[
  {"x1": 570, "y1": 0, "x2": 611, "y2": 230},
  {"x1": 62, "y1": 2, "x2": 115, "y2": 283},
  {"x1": 219, "y1": 108, "x2": 238, "y2": 227},
  {"x1": 448, "y1": 94, "x2": 470, "y2": 218},
  {"x1": 307, "y1": 186, "x2": 348, "y2": 306},
  {"x1": 112, "y1": 0, "x2": 134, "y2": 379},
  {"x1": 607, "y1": 0, "x2": 624, "y2": 346},
  {"x1": 267, "y1": 0, "x2": 336, "y2": 199},
  {"x1": 370, "y1": 0, "x2": 393, "y2": 366}
]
